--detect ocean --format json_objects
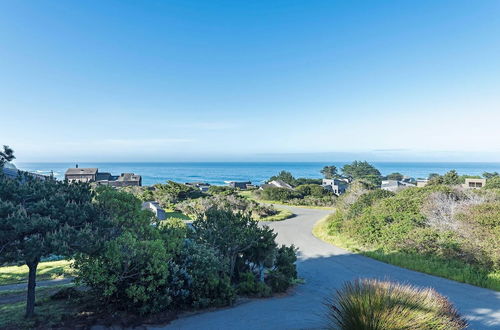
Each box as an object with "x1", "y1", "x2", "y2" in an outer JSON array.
[{"x1": 14, "y1": 162, "x2": 500, "y2": 186}]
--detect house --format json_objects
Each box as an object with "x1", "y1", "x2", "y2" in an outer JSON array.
[
  {"x1": 463, "y1": 178, "x2": 486, "y2": 189},
  {"x1": 226, "y1": 181, "x2": 252, "y2": 189},
  {"x1": 65, "y1": 166, "x2": 142, "y2": 187},
  {"x1": 185, "y1": 182, "x2": 211, "y2": 192},
  {"x1": 267, "y1": 179, "x2": 294, "y2": 189},
  {"x1": 416, "y1": 179, "x2": 429, "y2": 187},
  {"x1": 381, "y1": 180, "x2": 416, "y2": 192},
  {"x1": 142, "y1": 201, "x2": 166, "y2": 220},
  {"x1": 65, "y1": 167, "x2": 98, "y2": 183},
  {"x1": 322, "y1": 178, "x2": 349, "y2": 195}
]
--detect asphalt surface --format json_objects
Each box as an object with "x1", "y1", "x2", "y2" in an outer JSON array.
[{"x1": 154, "y1": 206, "x2": 500, "y2": 329}]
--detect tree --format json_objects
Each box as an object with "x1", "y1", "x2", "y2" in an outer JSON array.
[
  {"x1": 192, "y1": 209, "x2": 263, "y2": 280},
  {"x1": 341, "y1": 161, "x2": 382, "y2": 187},
  {"x1": 0, "y1": 145, "x2": 15, "y2": 167},
  {"x1": 0, "y1": 174, "x2": 102, "y2": 317},
  {"x1": 321, "y1": 166, "x2": 338, "y2": 179},
  {"x1": 484, "y1": 176, "x2": 500, "y2": 189},
  {"x1": 269, "y1": 171, "x2": 296, "y2": 186},
  {"x1": 442, "y1": 170, "x2": 461, "y2": 185},
  {"x1": 483, "y1": 172, "x2": 499, "y2": 179},
  {"x1": 386, "y1": 172, "x2": 404, "y2": 181}
]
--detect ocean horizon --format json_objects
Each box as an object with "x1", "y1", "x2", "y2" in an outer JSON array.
[{"x1": 15, "y1": 161, "x2": 500, "y2": 186}]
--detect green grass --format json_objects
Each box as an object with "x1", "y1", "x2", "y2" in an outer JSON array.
[
  {"x1": 258, "y1": 208, "x2": 294, "y2": 221},
  {"x1": 0, "y1": 288, "x2": 79, "y2": 329},
  {"x1": 0, "y1": 283, "x2": 74, "y2": 298},
  {"x1": 0, "y1": 260, "x2": 74, "y2": 286},
  {"x1": 164, "y1": 209, "x2": 191, "y2": 220},
  {"x1": 238, "y1": 191, "x2": 334, "y2": 210},
  {"x1": 313, "y1": 215, "x2": 500, "y2": 291}
]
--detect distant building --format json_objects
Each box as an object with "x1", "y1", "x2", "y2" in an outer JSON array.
[
  {"x1": 381, "y1": 180, "x2": 416, "y2": 192},
  {"x1": 267, "y1": 179, "x2": 294, "y2": 189},
  {"x1": 463, "y1": 178, "x2": 486, "y2": 189},
  {"x1": 416, "y1": 179, "x2": 429, "y2": 187},
  {"x1": 185, "y1": 182, "x2": 211, "y2": 192},
  {"x1": 65, "y1": 166, "x2": 142, "y2": 187},
  {"x1": 65, "y1": 167, "x2": 98, "y2": 183},
  {"x1": 226, "y1": 181, "x2": 252, "y2": 189},
  {"x1": 142, "y1": 201, "x2": 166, "y2": 220},
  {"x1": 322, "y1": 178, "x2": 349, "y2": 195}
]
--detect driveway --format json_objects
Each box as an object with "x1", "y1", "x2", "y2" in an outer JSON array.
[{"x1": 154, "y1": 206, "x2": 500, "y2": 329}]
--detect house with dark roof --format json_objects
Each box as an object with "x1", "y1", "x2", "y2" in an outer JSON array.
[
  {"x1": 65, "y1": 166, "x2": 142, "y2": 187},
  {"x1": 65, "y1": 167, "x2": 98, "y2": 183},
  {"x1": 226, "y1": 181, "x2": 252, "y2": 189}
]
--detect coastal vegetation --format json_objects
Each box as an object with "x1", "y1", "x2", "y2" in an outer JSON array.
[
  {"x1": 315, "y1": 174, "x2": 500, "y2": 290},
  {"x1": 325, "y1": 279, "x2": 467, "y2": 329},
  {"x1": 0, "y1": 151, "x2": 298, "y2": 327}
]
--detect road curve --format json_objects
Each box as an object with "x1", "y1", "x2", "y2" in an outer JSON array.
[{"x1": 154, "y1": 206, "x2": 500, "y2": 329}]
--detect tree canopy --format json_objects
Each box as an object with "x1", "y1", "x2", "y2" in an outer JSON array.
[
  {"x1": 341, "y1": 161, "x2": 382, "y2": 187},
  {"x1": 0, "y1": 145, "x2": 15, "y2": 167},
  {"x1": 320, "y1": 166, "x2": 338, "y2": 179}
]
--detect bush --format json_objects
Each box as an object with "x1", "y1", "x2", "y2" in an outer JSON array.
[
  {"x1": 173, "y1": 241, "x2": 235, "y2": 308},
  {"x1": 259, "y1": 187, "x2": 302, "y2": 201},
  {"x1": 325, "y1": 279, "x2": 467, "y2": 330},
  {"x1": 485, "y1": 176, "x2": 500, "y2": 189},
  {"x1": 266, "y1": 245, "x2": 298, "y2": 293},
  {"x1": 74, "y1": 232, "x2": 172, "y2": 315},
  {"x1": 236, "y1": 271, "x2": 272, "y2": 297}
]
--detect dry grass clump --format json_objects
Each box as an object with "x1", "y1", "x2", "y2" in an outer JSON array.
[{"x1": 325, "y1": 279, "x2": 467, "y2": 330}]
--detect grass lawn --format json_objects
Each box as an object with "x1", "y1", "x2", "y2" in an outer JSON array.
[
  {"x1": 164, "y1": 209, "x2": 191, "y2": 220},
  {"x1": 313, "y1": 215, "x2": 500, "y2": 291},
  {"x1": 0, "y1": 287, "x2": 79, "y2": 329},
  {"x1": 238, "y1": 191, "x2": 334, "y2": 210},
  {"x1": 0, "y1": 260, "x2": 74, "y2": 286},
  {"x1": 0, "y1": 283, "x2": 74, "y2": 298}
]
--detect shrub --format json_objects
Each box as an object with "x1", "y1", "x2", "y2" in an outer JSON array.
[
  {"x1": 74, "y1": 232, "x2": 172, "y2": 315},
  {"x1": 295, "y1": 184, "x2": 332, "y2": 198},
  {"x1": 485, "y1": 176, "x2": 500, "y2": 189},
  {"x1": 236, "y1": 271, "x2": 272, "y2": 297},
  {"x1": 259, "y1": 187, "x2": 302, "y2": 201},
  {"x1": 266, "y1": 245, "x2": 298, "y2": 293},
  {"x1": 325, "y1": 279, "x2": 467, "y2": 330},
  {"x1": 173, "y1": 241, "x2": 235, "y2": 308}
]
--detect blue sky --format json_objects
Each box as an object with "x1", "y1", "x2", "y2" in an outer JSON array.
[{"x1": 1, "y1": 0, "x2": 499, "y2": 162}]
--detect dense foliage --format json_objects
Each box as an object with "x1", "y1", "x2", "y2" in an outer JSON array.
[
  {"x1": 323, "y1": 183, "x2": 500, "y2": 289},
  {"x1": 74, "y1": 189, "x2": 297, "y2": 315},
  {"x1": 0, "y1": 173, "x2": 105, "y2": 317},
  {"x1": 325, "y1": 279, "x2": 467, "y2": 329},
  {"x1": 176, "y1": 194, "x2": 278, "y2": 220},
  {"x1": 256, "y1": 185, "x2": 336, "y2": 206},
  {"x1": 341, "y1": 161, "x2": 382, "y2": 187}
]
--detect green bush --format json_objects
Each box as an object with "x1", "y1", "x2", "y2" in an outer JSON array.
[
  {"x1": 173, "y1": 241, "x2": 235, "y2": 308},
  {"x1": 260, "y1": 187, "x2": 302, "y2": 201},
  {"x1": 325, "y1": 279, "x2": 467, "y2": 330},
  {"x1": 74, "y1": 232, "x2": 172, "y2": 315},
  {"x1": 266, "y1": 245, "x2": 298, "y2": 293},
  {"x1": 295, "y1": 184, "x2": 332, "y2": 198},
  {"x1": 237, "y1": 271, "x2": 272, "y2": 297}
]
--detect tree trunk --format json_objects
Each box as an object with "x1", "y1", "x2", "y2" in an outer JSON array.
[{"x1": 26, "y1": 260, "x2": 38, "y2": 318}]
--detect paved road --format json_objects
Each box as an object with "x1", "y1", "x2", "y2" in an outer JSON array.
[{"x1": 155, "y1": 206, "x2": 500, "y2": 330}]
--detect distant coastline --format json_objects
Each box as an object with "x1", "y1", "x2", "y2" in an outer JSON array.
[{"x1": 15, "y1": 161, "x2": 500, "y2": 186}]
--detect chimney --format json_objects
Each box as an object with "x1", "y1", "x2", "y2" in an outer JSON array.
[{"x1": 76, "y1": 164, "x2": 79, "y2": 168}]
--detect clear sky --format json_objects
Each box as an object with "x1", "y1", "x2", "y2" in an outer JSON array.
[{"x1": 1, "y1": 0, "x2": 499, "y2": 162}]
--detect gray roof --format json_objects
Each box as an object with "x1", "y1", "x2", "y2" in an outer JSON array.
[
  {"x1": 65, "y1": 168, "x2": 98, "y2": 175},
  {"x1": 117, "y1": 173, "x2": 141, "y2": 182}
]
